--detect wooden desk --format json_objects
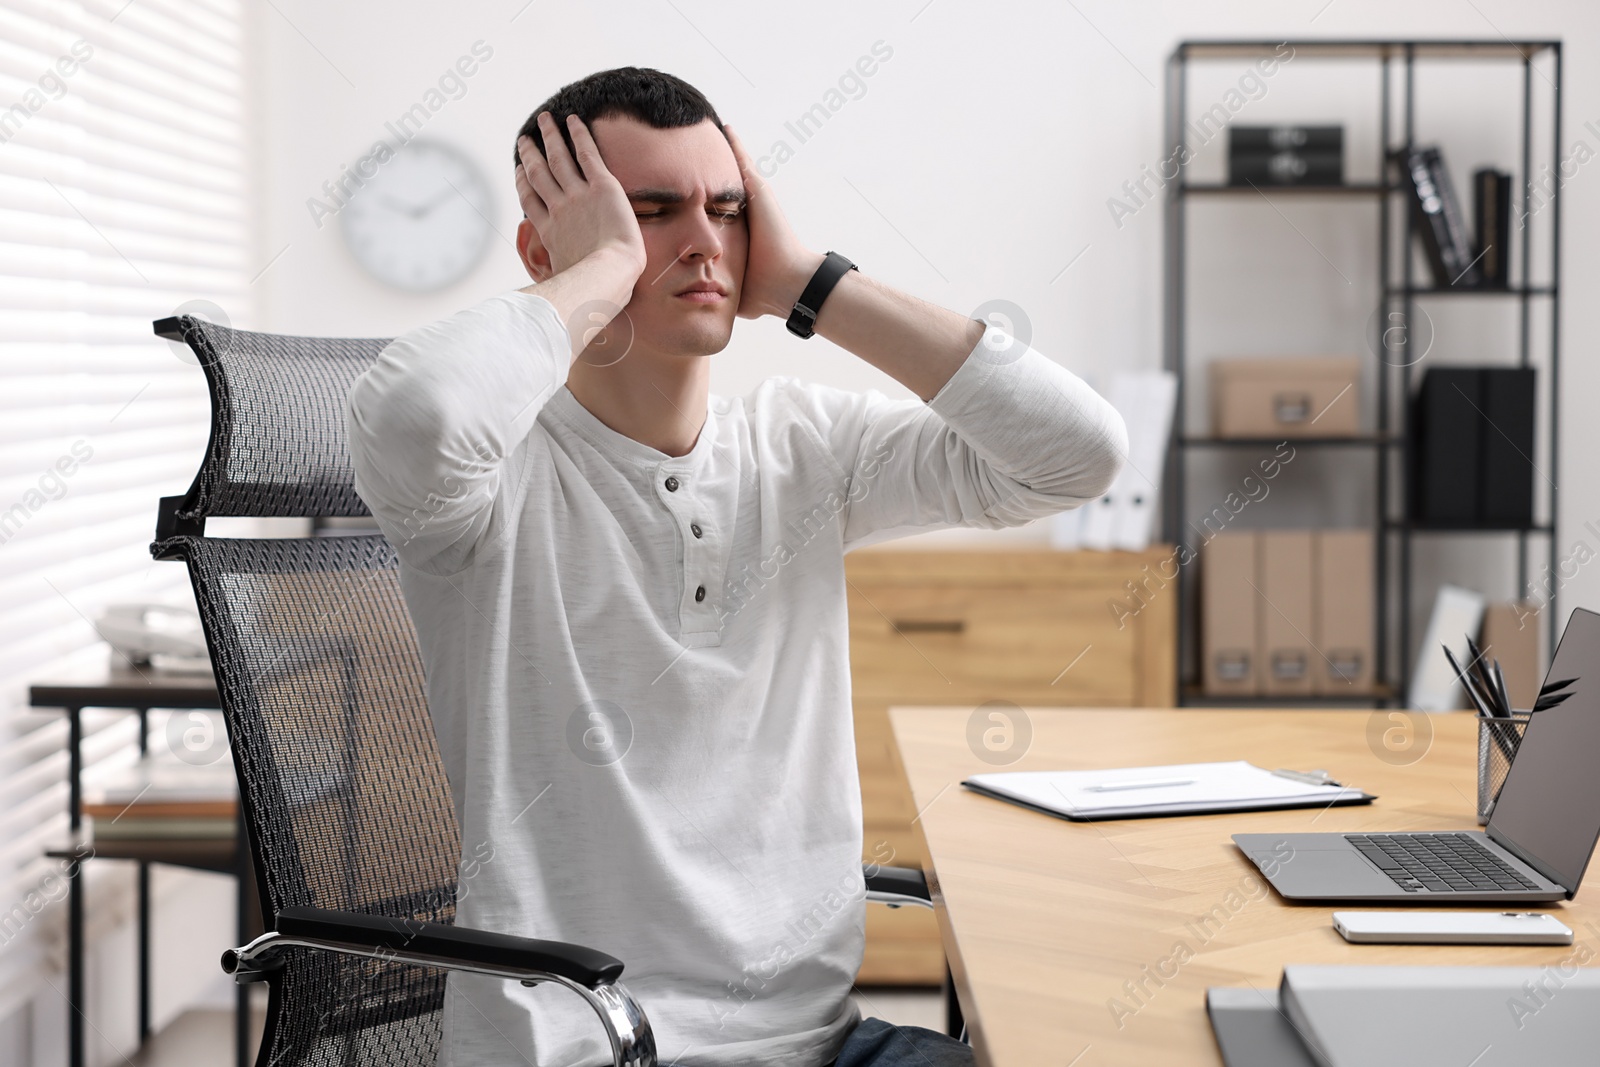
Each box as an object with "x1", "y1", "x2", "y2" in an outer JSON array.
[{"x1": 890, "y1": 707, "x2": 1600, "y2": 1066}]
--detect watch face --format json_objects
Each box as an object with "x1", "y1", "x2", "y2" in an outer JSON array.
[{"x1": 340, "y1": 138, "x2": 493, "y2": 292}]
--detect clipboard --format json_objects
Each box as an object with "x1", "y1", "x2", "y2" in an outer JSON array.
[{"x1": 961, "y1": 761, "x2": 1376, "y2": 822}]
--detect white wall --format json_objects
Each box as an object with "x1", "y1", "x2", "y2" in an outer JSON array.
[{"x1": 243, "y1": 0, "x2": 1600, "y2": 635}]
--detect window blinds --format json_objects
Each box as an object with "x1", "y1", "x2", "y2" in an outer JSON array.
[{"x1": 0, "y1": 0, "x2": 248, "y2": 1020}]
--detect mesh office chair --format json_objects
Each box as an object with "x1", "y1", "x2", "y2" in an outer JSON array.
[{"x1": 149, "y1": 314, "x2": 945, "y2": 1067}]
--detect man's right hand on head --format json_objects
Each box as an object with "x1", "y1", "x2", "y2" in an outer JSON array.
[
  {"x1": 515, "y1": 112, "x2": 646, "y2": 280},
  {"x1": 514, "y1": 112, "x2": 646, "y2": 362}
]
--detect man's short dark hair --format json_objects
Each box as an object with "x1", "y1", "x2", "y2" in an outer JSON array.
[{"x1": 513, "y1": 66, "x2": 725, "y2": 168}]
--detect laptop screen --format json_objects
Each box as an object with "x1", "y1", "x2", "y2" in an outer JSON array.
[{"x1": 1487, "y1": 607, "x2": 1600, "y2": 892}]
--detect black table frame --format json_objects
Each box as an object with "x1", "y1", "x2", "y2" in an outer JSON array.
[{"x1": 31, "y1": 673, "x2": 254, "y2": 1067}]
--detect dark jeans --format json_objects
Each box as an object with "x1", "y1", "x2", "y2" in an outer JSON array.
[{"x1": 828, "y1": 1016, "x2": 975, "y2": 1067}]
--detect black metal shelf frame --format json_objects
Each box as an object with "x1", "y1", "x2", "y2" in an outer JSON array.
[{"x1": 1162, "y1": 39, "x2": 1563, "y2": 707}]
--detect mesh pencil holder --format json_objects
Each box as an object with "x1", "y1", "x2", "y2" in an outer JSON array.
[{"x1": 1477, "y1": 711, "x2": 1532, "y2": 824}]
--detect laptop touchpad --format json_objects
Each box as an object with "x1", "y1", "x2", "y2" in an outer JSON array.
[{"x1": 1246, "y1": 849, "x2": 1391, "y2": 898}]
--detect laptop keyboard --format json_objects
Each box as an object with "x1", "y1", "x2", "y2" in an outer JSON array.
[{"x1": 1345, "y1": 833, "x2": 1542, "y2": 892}]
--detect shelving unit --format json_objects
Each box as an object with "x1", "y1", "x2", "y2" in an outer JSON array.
[{"x1": 1162, "y1": 39, "x2": 1562, "y2": 706}]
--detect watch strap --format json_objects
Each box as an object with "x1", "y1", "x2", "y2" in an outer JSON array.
[{"x1": 786, "y1": 251, "x2": 857, "y2": 339}]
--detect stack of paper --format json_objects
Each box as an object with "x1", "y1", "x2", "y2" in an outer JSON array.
[
  {"x1": 1209, "y1": 966, "x2": 1600, "y2": 1067},
  {"x1": 962, "y1": 760, "x2": 1372, "y2": 821}
]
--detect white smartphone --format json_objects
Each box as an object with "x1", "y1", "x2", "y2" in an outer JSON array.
[{"x1": 1332, "y1": 910, "x2": 1573, "y2": 945}]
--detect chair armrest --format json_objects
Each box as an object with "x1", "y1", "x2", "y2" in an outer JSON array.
[
  {"x1": 864, "y1": 864, "x2": 934, "y2": 909},
  {"x1": 224, "y1": 906, "x2": 655, "y2": 1066},
  {"x1": 224, "y1": 905, "x2": 623, "y2": 988}
]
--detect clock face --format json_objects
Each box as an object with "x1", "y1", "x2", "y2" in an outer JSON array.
[{"x1": 340, "y1": 139, "x2": 493, "y2": 292}]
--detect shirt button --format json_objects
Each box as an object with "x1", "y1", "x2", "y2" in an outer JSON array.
[
  {"x1": 691, "y1": 523, "x2": 703, "y2": 539},
  {"x1": 694, "y1": 585, "x2": 706, "y2": 602},
  {"x1": 664, "y1": 476, "x2": 679, "y2": 492}
]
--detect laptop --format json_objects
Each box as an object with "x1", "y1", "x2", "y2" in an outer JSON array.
[{"x1": 1235, "y1": 606, "x2": 1600, "y2": 903}]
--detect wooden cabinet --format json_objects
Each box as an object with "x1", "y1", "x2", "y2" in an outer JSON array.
[{"x1": 847, "y1": 546, "x2": 1177, "y2": 984}]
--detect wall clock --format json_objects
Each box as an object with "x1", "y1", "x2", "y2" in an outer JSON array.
[{"x1": 340, "y1": 138, "x2": 493, "y2": 292}]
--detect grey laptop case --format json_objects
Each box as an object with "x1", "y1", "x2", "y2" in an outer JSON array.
[{"x1": 1207, "y1": 987, "x2": 1317, "y2": 1067}]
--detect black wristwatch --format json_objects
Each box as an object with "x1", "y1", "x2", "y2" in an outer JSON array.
[{"x1": 785, "y1": 251, "x2": 857, "y2": 339}]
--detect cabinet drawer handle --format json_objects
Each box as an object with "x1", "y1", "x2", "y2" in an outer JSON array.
[{"x1": 891, "y1": 619, "x2": 966, "y2": 635}]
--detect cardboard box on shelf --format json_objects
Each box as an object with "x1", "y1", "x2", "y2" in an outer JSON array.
[
  {"x1": 1480, "y1": 601, "x2": 1541, "y2": 710},
  {"x1": 1314, "y1": 530, "x2": 1374, "y2": 695},
  {"x1": 1260, "y1": 530, "x2": 1316, "y2": 696},
  {"x1": 1210, "y1": 355, "x2": 1361, "y2": 438},
  {"x1": 1202, "y1": 531, "x2": 1259, "y2": 696}
]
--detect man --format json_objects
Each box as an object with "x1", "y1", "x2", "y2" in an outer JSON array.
[{"x1": 347, "y1": 66, "x2": 1125, "y2": 1067}]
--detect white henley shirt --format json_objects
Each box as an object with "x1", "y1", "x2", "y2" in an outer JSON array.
[{"x1": 345, "y1": 287, "x2": 1126, "y2": 1066}]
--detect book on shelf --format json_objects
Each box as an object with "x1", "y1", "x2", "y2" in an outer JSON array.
[
  {"x1": 1478, "y1": 367, "x2": 1536, "y2": 525},
  {"x1": 92, "y1": 816, "x2": 236, "y2": 841},
  {"x1": 1396, "y1": 145, "x2": 1480, "y2": 287},
  {"x1": 82, "y1": 799, "x2": 235, "y2": 819},
  {"x1": 1472, "y1": 167, "x2": 1512, "y2": 288},
  {"x1": 1411, "y1": 366, "x2": 1482, "y2": 522},
  {"x1": 82, "y1": 751, "x2": 237, "y2": 840}
]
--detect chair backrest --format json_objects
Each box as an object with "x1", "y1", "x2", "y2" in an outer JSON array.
[
  {"x1": 152, "y1": 315, "x2": 461, "y2": 1066},
  {"x1": 157, "y1": 316, "x2": 382, "y2": 523}
]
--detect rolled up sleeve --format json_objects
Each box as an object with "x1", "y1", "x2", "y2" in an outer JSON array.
[
  {"x1": 783, "y1": 324, "x2": 1128, "y2": 552},
  {"x1": 345, "y1": 289, "x2": 570, "y2": 574}
]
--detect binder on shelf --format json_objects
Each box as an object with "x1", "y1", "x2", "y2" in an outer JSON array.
[
  {"x1": 1105, "y1": 370, "x2": 1177, "y2": 552},
  {"x1": 1472, "y1": 167, "x2": 1512, "y2": 288},
  {"x1": 1048, "y1": 502, "x2": 1084, "y2": 550},
  {"x1": 1479, "y1": 367, "x2": 1536, "y2": 526},
  {"x1": 1260, "y1": 530, "x2": 1315, "y2": 697},
  {"x1": 1076, "y1": 487, "x2": 1117, "y2": 550},
  {"x1": 1411, "y1": 367, "x2": 1482, "y2": 524},
  {"x1": 1073, "y1": 366, "x2": 1122, "y2": 551},
  {"x1": 1397, "y1": 145, "x2": 1480, "y2": 287},
  {"x1": 1412, "y1": 366, "x2": 1536, "y2": 528},
  {"x1": 1313, "y1": 530, "x2": 1374, "y2": 694},
  {"x1": 1202, "y1": 532, "x2": 1259, "y2": 696}
]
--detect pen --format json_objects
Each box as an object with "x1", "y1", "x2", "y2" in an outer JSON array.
[
  {"x1": 1271, "y1": 768, "x2": 1343, "y2": 787},
  {"x1": 1084, "y1": 778, "x2": 1196, "y2": 793}
]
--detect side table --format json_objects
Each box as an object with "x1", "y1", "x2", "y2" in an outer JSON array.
[{"x1": 31, "y1": 664, "x2": 258, "y2": 1067}]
